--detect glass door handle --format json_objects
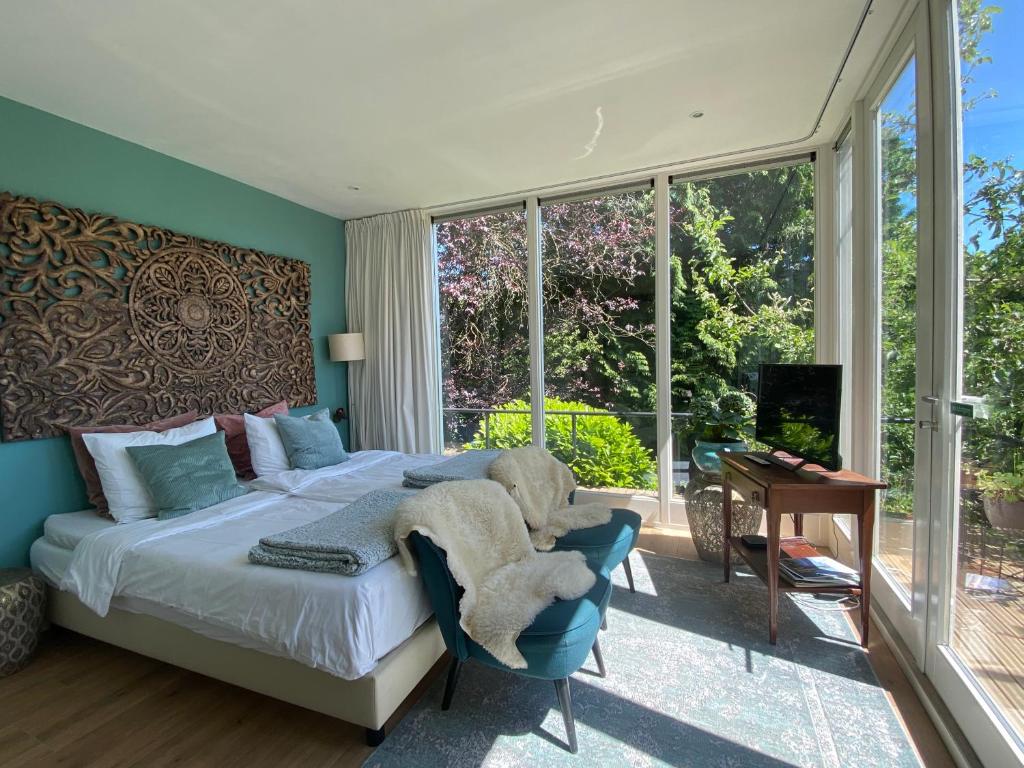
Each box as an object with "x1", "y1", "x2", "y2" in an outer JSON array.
[{"x1": 918, "y1": 396, "x2": 939, "y2": 430}]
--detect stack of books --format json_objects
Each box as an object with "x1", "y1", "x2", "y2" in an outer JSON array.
[{"x1": 779, "y1": 555, "x2": 860, "y2": 588}]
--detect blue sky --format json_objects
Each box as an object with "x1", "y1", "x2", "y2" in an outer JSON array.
[
  {"x1": 962, "y1": 3, "x2": 1024, "y2": 165},
  {"x1": 880, "y1": 5, "x2": 1019, "y2": 253},
  {"x1": 961, "y1": 2, "x2": 1022, "y2": 247}
]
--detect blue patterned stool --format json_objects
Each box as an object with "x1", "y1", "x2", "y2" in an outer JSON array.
[{"x1": 0, "y1": 568, "x2": 46, "y2": 677}]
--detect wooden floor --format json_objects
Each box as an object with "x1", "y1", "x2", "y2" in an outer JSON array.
[{"x1": 0, "y1": 527, "x2": 955, "y2": 768}]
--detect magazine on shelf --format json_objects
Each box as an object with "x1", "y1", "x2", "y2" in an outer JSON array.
[{"x1": 779, "y1": 555, "x2": 860, "y2": 587}]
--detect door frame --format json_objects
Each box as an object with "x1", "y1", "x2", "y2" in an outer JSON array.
[{"x1": 859, "y1": 4, "x2": 936, "y2": 666}]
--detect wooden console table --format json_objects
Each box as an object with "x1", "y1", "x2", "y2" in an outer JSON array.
[{"x1": 721, "y1": 453, "x2": 886, "y2": 647}]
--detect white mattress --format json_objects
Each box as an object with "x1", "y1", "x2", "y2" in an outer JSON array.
[
  {"x1": 31, "y1": 536, "x2": 74, "y2": 586},
  {"x1": 32, "y1": 452, "x2": 441, "y2": 680},
  {"x1": 43, "y1": 509, "x2": 115, "y2": 550}
]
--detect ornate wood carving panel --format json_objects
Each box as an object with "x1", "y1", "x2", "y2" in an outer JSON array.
[{"x1": 0, "y1": 192, "x2": 317, "y2": 441}]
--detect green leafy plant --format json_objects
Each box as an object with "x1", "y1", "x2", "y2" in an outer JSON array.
[
  {"x1": 466, "y1": 397, "x2": 657, "y2": 490},
  {"x1": 976, "y1": 470, "x2": 1024, "y2": 504},
  {"x1": 689, "y1": 386, "x2": 754, "y2": 442}
]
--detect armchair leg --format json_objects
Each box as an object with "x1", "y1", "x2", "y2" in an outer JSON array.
[
  {"x1": 442, "y1": 657, "x2": 463, "y2": 711},
  {"x1": 554, "y1": 678, "x2": 578, "y2": 754},
  {"x1": 622, "y1": 555, "x2": 636, "y2": 593},
  {"x1": 365, "y1": 726, "x2": 385, "y2": 747},
  {"x1": 601, "y1": 615, "x2": 608, "y2": 631},
  {"x1": 592, "y1": 637, "x2": 606, "y2": 678}
]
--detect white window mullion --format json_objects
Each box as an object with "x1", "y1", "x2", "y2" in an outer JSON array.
[
  {"x1": 814, "y1": 148, "x2": 837, "y2": 367},
  {"x1": 655, "y1": 173, "x2": 672, "y2": 524},
  {"x1": 851, "y1": 97, "x2": 877, "y2": 481},
  {"x1": 429, "y1": 223, "x2": 445, "y2": 453},
  {"x1": 526, "y1": 196, "x2": 545, "y2": 446}
]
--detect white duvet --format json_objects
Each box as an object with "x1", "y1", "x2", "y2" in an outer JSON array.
[
  {"x1": 249, "y1": 449, "x2": 441, "y2": 502},
  {"x1": 58, "y1": 450, "x2": 445, "y2": 679}
]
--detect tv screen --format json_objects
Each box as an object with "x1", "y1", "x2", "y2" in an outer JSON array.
[{"x1": 755, "y1": 364, "x2": 842, "y2": 470}]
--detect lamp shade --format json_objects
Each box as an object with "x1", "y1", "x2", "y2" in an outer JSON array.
[{"x1": 328, "y1": 332, "x2": 365, "y2": 362}]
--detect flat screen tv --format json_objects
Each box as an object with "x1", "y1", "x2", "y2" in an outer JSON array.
[{"x1": 755, "y1": 363, "x2": 842, "y2": 471}]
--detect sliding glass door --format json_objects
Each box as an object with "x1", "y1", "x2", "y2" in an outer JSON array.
[
  {"x1": 863, "y1": 8, "x2": 935, "y2": 661},
  {"x1": 863, "y1": 3, "x2": 1024, "y2": 763},
  {"x1": 926, "y1": 2, "x2": 1024, "y2": 762}
]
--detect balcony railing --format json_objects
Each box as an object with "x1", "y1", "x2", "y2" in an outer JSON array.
[{"x1": 443, "y1": 406, "x2": 692, "y2": 454}]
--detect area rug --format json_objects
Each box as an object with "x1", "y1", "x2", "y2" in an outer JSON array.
[{"x1": 364, "y1": 552, "x2": 921, "y2": 767}]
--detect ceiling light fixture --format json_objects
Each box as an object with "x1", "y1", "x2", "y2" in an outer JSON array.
[
  {"x1": 347, "y1": 185, "x2": 361, "y2": 191},
  {"x1": 689, "y1": 110, "x2": 704, "y2": 119}
]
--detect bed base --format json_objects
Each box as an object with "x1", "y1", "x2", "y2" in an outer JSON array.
[{"x1": 46, "y1": 588, "x2": 445, "y2": 745}]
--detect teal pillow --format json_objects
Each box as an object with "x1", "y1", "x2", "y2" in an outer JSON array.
[
  {"x1": 127, "y1": 431, "x2": 249, "y2": 520},
  {"x1": 273, "y1": 409, "x2": 348, "y2": 470}
]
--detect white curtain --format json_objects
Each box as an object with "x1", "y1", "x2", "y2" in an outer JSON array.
[{"x1": 345, "y1": 210, "x2": 441, "y2": 453}]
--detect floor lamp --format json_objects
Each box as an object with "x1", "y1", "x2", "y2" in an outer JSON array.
[{"x1": 328, "y1": 333, "x2": 364, "y2": 428}]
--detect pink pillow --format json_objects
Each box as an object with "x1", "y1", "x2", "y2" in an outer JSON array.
[
  {"x1": 214, "y1": 401, "x2": 289, "y2": 479},
  {"x1": 68, "y1": 411, "x2": 200, "y2": 517}
]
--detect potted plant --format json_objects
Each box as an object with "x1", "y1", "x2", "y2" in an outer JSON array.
[
  {"x1": 977, "y1": 469, "x2": 1024, "y2": 531},
  {"x1": 688, "y1": 388, "x2": 754, "y2": 475}
]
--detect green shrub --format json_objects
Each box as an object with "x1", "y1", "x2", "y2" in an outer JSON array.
[
  {"x1": 977, "y1": 470, "x2": 1024, "y2": 504},
  {"x1": 466, "y1": 397, "x2": 657, "y2": 490}
]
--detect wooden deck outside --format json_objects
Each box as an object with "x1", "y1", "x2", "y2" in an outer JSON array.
[
  {"x1": 877, "y1": 524, "x2": 1024, "y2": 740},
  {"x1": 950, "y1": 568, "x2": 1024, "y2": 737}
]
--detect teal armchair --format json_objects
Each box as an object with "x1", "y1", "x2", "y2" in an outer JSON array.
[
  {"x1": 408, "y1": 531, "x2": 611, "y2": 754},
  {"x1": 555, "y1": 492, "x2": 642, "y2": 592}
]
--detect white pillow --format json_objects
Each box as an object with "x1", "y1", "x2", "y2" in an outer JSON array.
[
  {"x1": 244, "y1": 412, "x2": 291, "y2": 476},
  {"x1": 82, "y1": 417, "x2": 217, "y2": 522},
  {"x1": 245, "y1": 410, "x2": 335, "y2": 476}
]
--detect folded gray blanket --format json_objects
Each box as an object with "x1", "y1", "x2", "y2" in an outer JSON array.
[
  {"x1": 248, "y1": 488, "x2": 416, "y2": 576},
  {"x1": 402, "y1": 449, "x2": 501, "y2": 488}
]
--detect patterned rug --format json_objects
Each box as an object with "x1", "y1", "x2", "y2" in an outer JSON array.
[{"x1": 365, "y1": 552, "x2": 921, "y2": 767}]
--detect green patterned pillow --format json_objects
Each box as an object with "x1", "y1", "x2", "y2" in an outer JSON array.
[
  {"x1": 273, "y1": 409, "x2": 348, "y2": 470},
  {"x1": 127, "y1": 431, "x2": 249, "y2": 520}
]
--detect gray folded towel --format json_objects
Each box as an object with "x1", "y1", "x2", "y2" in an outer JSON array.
[
  {"x1": 248, "y1": 488, "x2": 416, "y2": 576},
  {"x1": 402, "y1": 449, "x2": 501, "y2": 488}
]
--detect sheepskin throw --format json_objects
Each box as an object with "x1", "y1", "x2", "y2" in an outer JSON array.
[
  {"x1": 488, "y1": 446, "x2": 612, "y2": 550},
  {"x1": 394, "y1": 479, "x2": 596, "y2": 669}
]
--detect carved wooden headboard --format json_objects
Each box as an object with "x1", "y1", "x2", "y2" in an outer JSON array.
[{"x1": 0, "y1": 192, "x2": 317, "y2": 442}]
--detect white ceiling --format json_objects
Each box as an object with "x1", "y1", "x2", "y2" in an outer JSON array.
[{"x1": 0, "y1": 1, "x2": 903, "y2": 220}]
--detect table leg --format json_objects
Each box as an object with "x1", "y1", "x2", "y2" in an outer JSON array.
[
  {"x1": 793, "y1": 513, "x2": 804, "y2": 538},
  {"x1": 723, "y1": 476, "x2": 733, "y2": 583},
  {"x1": 859, "y1": 492, "x2": 876, "y2": 648},
  {"x1": 767, "y1": 509, "x2": 781, "y2": 645}
]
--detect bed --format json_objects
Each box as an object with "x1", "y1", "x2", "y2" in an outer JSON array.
[{"x1": 30, "y1": 450, "x2": 448, "y2": 744}]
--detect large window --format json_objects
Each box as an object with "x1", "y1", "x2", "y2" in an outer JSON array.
[
  {"x1": 541, "y1": 187, "x2": 657, "y2": 496},
  {"x1": 668, "y1": 162, "x2": 816, "y2": 521},
  {"x1": 434, "y1": 161, "x2": 815, "y2": 518},
  {"x1": 436, "y1": 208, "x2": 530, "y2": 451}
]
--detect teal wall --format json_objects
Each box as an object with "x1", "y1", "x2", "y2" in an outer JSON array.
[{"x1": 0, "y1": 96, "x2": 348, "y2": 567}]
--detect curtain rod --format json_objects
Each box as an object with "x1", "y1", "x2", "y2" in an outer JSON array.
[{"x1": 431, "y1": 201, "x2": 526, "y2": 225}]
